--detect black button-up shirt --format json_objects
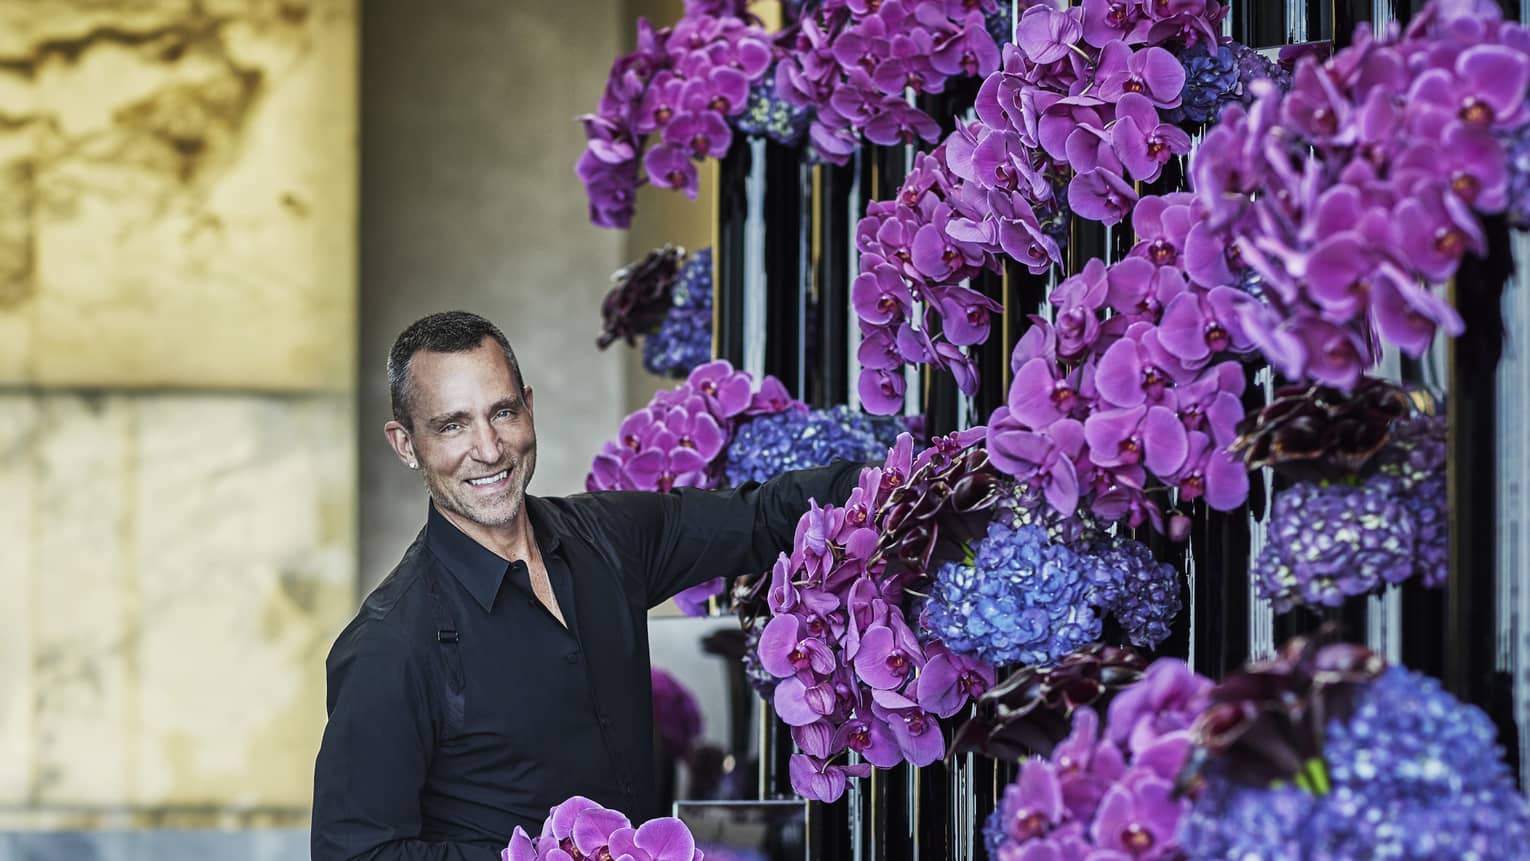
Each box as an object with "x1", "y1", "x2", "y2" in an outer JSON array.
[{"x1": 311, "y1": 462, "x2": 860, "y2": 860}]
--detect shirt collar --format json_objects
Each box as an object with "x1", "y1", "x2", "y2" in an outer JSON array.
[{"x1": 424, "y1": 496, "x2": 565, "y2": 612}]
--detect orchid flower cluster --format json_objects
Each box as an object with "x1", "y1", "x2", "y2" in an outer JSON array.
[
  {"x1": 984, "y1": 195, "x2": 1256, "y2": 535},
  {"x1": 504, "y1": 796, "x2": 704, "y2": 861},
  {"x1": 1194, "y1": 0, "x2": 1530, "y2": 389},
  {"x1": 753, "y1": 431, "x2": 1000, "y2": 802},
  {"x1": 852, "y1": 134, "x2": 1006, "y2": 412},
  {"x1": 984, "y1": 658, "x2": 1212, "y2": 860},
  {"x1": 964, "y1": 0, "x2": 1224, "y2": 233},
  {"x1": 578, "y1": 12, "x2": 774, "y2": 228},
  {"x1": 588, "y1": 360, "x2": 806, "y2": 493},
  {"x1": 1179, "y1": 642, "x2": 1530, "y2": 860},
  {"x1": 851, "y1": 0, "x2": 1280, "y2": 425},
  {"x1": 773, "y1": 0, "x2": 1004, "y2": 165}
]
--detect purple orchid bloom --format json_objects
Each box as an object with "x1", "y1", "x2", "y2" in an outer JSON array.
[
  {"x1": 864, "y1": 98, "x2": 943, "y2": 146},
  {"x1": 1081, "y1": 0, "x2": 1150, "y2": 48},
  {"x1": 1092, "y1": 328, "x2": 1178, "y2": 408},
  {"x1": 1016, "y1": 5, "x2": 1084, "y2": 66},
  {"x1": 1069, "y1": 167, "x2": 1139, "y2": 225},
  {"x1": 1006, "y1": 355, "x2": 1082, "y2": 429},
  {"x1": 852, "y1": 619, "x2": 923, "y2": 690},
  {"x1": 1084, "y1": 403, "x2": 1189, "y2": 478},
  {"x1": 1087, "y1": 775, "x2": 1185, "y2": 858},
  {"x1": 788, "y1": 754, "x2": 871, "y2": 802},
  {"x1": 932, "y1": 11, "x2": 1001, "y2": 78},
  {"x1": 857, "y1": 326, "x2": 904, "y2": 371},
  {"x1": 1155, "y1": 289, "x2": 1250, "y2": 368},
  {"x1": 1396, "y1": 185, "x2": 1486, "y2": 282},
  {"x1": 643, "y1": 144, "x2": 700, "y2": 198},
  {"x1": 687, "y1": 360, "x2": 754, "y2": 417},
  {"x1": 661, "y1": 109, "x2": 732, "y2": 159},
  {"x1": 1112, "y1": 92, "x2": 1192, "y2": 183},
  {"x1": 1294, "y1": 317, "x2": 1369, "y2": 390},
  {"x1": 1173, "y1": 430, "x2": 1249, "y2": 510},
  {"x1": 933, "y1": 286, "x2": 1002, "y2": 346},
  {"x1": 914, "y1": 648, "x2": 996, "y2": 718},
  {"x1": 873, "y1": 30, "x2": 942, "y2": 94},
  {"x1": 1173, "y1": 360, "x2": 1245, "y2": 446},
  {"x1": 858, "y1": 367, "x2": 907, "y2": 415},
  {"x1": 870, "y1": 689, "x2": 946, "y2": 766},
  {"x1": 1105, "y1": 657, "x2": 1210, "y2": 753},
  {"x1": 773, "y1": 675, "x2": 839, "y2": 726},
  {"x1": 1096, "y1": 41, "x2": 1185, "y2": 107},
  {"x1": 987, "y1": 410, "x2": 1088, "y2": 515},
  {"x1": 760, "y1": 614, "x2": 838, "y2": 680},
  {"x1": 831, "y1": 712, "x2": 904, "y2": 768}
]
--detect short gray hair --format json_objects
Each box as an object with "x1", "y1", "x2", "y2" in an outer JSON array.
[{"x1": 387, "y1": 311, "x2": 523, "y2": 430}]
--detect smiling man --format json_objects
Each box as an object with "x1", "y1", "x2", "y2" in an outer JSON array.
[{"x1": 311, "y1": 311, "x2": 860, "y2": 861}]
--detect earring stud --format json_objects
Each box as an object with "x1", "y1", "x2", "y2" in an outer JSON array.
[{"x1": 409, "y1": 462, "x2": 418, "y2": 469}]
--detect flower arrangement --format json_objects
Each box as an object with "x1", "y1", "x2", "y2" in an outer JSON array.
[
  {"x1": 1179, "y1": 639, "x2": 1530, "y2": 860},
  {"x1": 504, "y1": 796, "x2": 704, "y2": 861},
  {"x1": 1198, "y1": 0, "x2": 1530, "y2": 388},
  {"x1": 1232, "y1": 379, "x2": 1447, "y2": 611},
  {"x1": 749, "y1": 430, "x2": 1187, "y2": 801},
  {"x1": 578, "y1": 12, "x2": 776, "y2": 228},
  {"x1": 773, "y1": 0, "x2": 1004, "y2": 164}
]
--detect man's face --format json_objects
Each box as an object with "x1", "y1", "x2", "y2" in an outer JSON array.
[{"x1": 395, "y1": 338, "x2": 537, "y2": 530}]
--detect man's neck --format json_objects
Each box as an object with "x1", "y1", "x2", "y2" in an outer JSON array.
[{"x1": 432, "y1": 500, "x2": 537, "y2": 564}]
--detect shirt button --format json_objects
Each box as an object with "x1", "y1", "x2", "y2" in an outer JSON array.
[{"x1": 564, "y1": 652, "x2": 579, "y2": 664}]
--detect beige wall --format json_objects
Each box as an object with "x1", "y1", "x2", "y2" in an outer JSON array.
[{"x1": 0, "y1": 0, "x2": 357, "y2": 829}]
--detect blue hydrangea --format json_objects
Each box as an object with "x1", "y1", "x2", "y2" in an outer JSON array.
[
  {"x1": 1168, "y1": 44, "x2": 1240, "y2": 125},
  {"x1": 731, "y1": 79, "x2": 811, "y2": 147},
  {"x1": 643, "y1": 248, "x2": 713, "y2": 378},
  {"x1": 1180, "y1": 667, "x2": 1530, "y2": 860},
  {"x1": 925, "y1": 520, "x2": 1102, "y2": 668},
  {"x1": 1078, "y1": 535, "x2": 1181, "y2": 650},
  {"x1": 723, "y1": 405, "x2": 904, "y2": 487}
]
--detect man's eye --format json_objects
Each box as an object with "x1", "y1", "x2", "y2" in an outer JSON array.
[
  {"x1": 441, "y1": 423, "x2": 461, "y2": 433},
  {"x1": 496, "y1": 409, "x2": 514, "y2": 419}
]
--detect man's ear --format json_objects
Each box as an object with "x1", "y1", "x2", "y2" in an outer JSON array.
[
  {"x1": 384, "y1": 420, "x2": 418, "y2": 469},
  {"x1": 523, "y1": 385, "x2": 534, "y2": 414}
]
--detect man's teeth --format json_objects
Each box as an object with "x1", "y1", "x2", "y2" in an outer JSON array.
[{"x1": 468, "y1": 470, "x2": 508, "y2": 486}]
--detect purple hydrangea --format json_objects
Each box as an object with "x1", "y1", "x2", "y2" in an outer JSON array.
[
  {"x1": 1253, "y1": 416, "x2": 1448, "y2": 611},
  {"x1": 924, "y1": 520, "x2": 1102, "y2": 667},
  {"x1": 1180, "y1": 666, "x2": 1530, "y2": 860},
  {"x1": 1252, "y1": 478, "x2": 1415, "y2": 612},
  {"x1": 644, "y1": 248, "x2": 714, "y2": 379}
]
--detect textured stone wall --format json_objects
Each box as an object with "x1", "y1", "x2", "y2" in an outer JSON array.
[{"x1": 0, "y1": 0, "x2": 356, "y2": 829}]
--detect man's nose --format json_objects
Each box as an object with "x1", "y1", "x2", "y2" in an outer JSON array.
[{"x1": 469, "y1": 421, "x2": 502, "y2": 462}]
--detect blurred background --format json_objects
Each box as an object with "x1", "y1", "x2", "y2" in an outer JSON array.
[{"x1": 0, "y1": 1, "x2": 725, "y2": 857}]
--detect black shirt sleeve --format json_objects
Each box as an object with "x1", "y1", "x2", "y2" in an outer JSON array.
[
  {"x1": 638, "y1": 458, "x2": 864, "y2": 607},
  {"x1": 311, "y1": 620, "x2": 498, "y2": 861}
]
